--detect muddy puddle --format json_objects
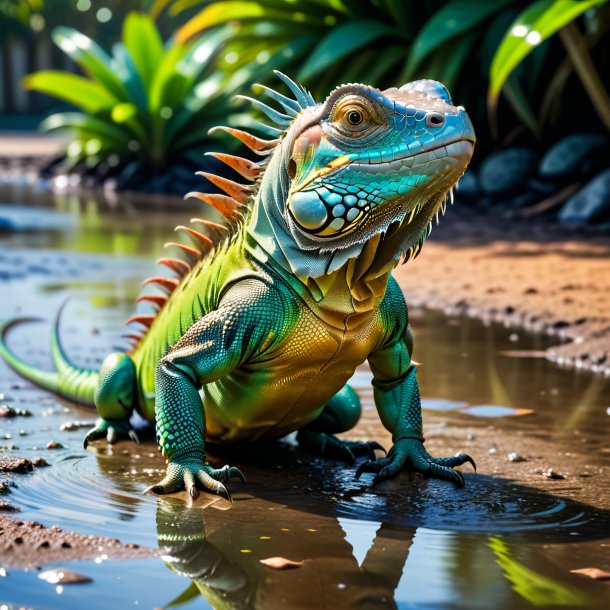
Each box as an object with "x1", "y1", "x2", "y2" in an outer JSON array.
[{"x1": 1, "y1": 184, "x2": 609, "y2": 609}]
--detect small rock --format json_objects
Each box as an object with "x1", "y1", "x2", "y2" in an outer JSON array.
[
  {"x1": 507, "y1": 452, "x2": 527, "y2": 463},
  {"x1": 0, "y1": 457, "x2": 34, "y2": 473},
  {"x1": 488, "y1": 447, "x2": 497, "y2": 454},
  {"x1": 17, "y1": 409, "x2": 32, "y2": 417},
  {"x1": 542, "y1": 468, "x2": 565, "y2": 480},
  {"x1": 46, "y1": 441, "x2": 64, "y2": 450},
  {"x1": 560, "y1": 168, "x2": 610, "y2": 224},
  {"x1": 539, "y1": 133, "x2": 608, "y2": 181},
  {"x1": 479, "y1": 148, "x2": 538, "y2": 197},
  {"x1": 0, "y1": 405, "x2": 16, "y2": 418},
  {"x1": 570, "y1": 567, "x2": 610, "y2": 581},
  {"x1": 0, "y1": 481, "x2": 11, "y2": 494},
  {"x1": 0, "y1": 501, "x2": 20, "y2": 512},
  {"x1": 260, "y1": 557, "x2": 304, "y2": 570},
  {"x1": 39, "y1": 568, "x2": 92, "y2": 585}
]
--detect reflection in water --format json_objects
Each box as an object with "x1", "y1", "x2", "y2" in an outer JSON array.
[{"x1": 155, "y1": 499, "x2": 593, "y2": 610}]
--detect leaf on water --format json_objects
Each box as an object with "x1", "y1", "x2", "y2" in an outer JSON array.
[
  {"x1": 39, "y1": 568, "x2": 92, "y2": 584},
  {"x1": 570, "y1": 568, "x2": 610, "y2": 581},
  {"x1": 260, "y1": 557, "x2": 304, "y2": 570},
  {"x1": 459, "y1": 405, "x2": 534, "y2": 418}
]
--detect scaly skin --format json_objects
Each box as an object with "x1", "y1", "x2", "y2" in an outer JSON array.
[{"x1": 0, "y1": 73, "x2": 476, "y2": 500}]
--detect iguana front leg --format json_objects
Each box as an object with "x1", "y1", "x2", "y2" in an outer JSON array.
[
  {"x1": 145, "y1": 280, "x2": 284, "y2": 501},
  {"x1": 359, "y1": 324, "x2": 475, "y2": 487}
]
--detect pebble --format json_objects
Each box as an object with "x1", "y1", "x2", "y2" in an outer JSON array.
[
  {"x1": 507, "y1": 452, "x2": 527, "y2": 463},
  {"x1": 541, "y1": 468, "x2": 565, "y2": 480},
  {"x1": 0, "y1": 405, "x2": 16, "y2": 418},
  {"x1": 560, "y1": 168, "x2": 610, "y2": 224},
  {"x1": 539, "y1": 133, "x2": 608, "y2": 180},
  {"x1": 0, "y1": 501, "x2": 20, "y2": 512},
  {"x1": 46, "y1": 441, "x2": 64, "y2": 449},
  {"x1": 479, "y1": 148, "x2": 538, "y2": 197}
]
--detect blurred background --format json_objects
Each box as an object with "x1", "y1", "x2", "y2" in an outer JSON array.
[{"x1": 0, "y1": 0, "x2": 609, "y2": 225}]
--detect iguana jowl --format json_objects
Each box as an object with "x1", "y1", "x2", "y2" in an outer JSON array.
[{"x1": 0, "y1": 73, "x2": 476, "y2": 500}]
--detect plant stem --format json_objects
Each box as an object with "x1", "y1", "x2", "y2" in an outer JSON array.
[{"x1": 559, "y1": 22, "x2": 610, "y2": 132}]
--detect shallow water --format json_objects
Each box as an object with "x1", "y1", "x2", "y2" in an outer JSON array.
[{"x1": 1, "y1": 185, "x2": 609, "y2": 610}]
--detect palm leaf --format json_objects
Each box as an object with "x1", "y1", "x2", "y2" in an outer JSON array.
[{"x1": 23, "y1": 71, "x2": 117, "y2": 113}]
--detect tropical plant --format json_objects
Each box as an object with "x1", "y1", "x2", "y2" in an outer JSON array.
[
  {"x1": 156, "y1": 0, "x2": 610, "y2": 142},
  {"x1": 489, "y1": 0, "x2": 610, "y2": 133},
  {"x1": 23, "y1": 11, "x2": 268, "y2": 170}
]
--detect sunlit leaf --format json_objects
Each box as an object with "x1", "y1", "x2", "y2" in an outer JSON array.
[
  {"x1": 298, "y1": 20, "x2": 398, "y2": 81},
  {"x1": 488, "y1": 0, "x2": 608, "y2": 104},
  {"x1": 40, "y1": 112, "x2": 132, "y2": 146},
  {"x1": 111, "y1": 102, "x2": 138, "y2": 123},
  {"x1": 176, "y1": 1, "x2": 326, "y2": 43},
  {"x1": 123, "y1": 12, "x2": 164, "y2": 93},
  {"x1": 52, "y1": 27, "x2": 128, "y2": 101},
  {"x1": 22, "y1": 71, "x2": 117, "y2": 113},
  {"x1": 406, "y1": 0, "x2": 515, "y2": 76}
]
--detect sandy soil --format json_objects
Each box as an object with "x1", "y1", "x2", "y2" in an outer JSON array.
[
  {"x1": 0, "y1": 514, "x2": 158, "y2": 569},
  {"x1": 395, "y1": 208, "x2": 610, "y2": 376}
]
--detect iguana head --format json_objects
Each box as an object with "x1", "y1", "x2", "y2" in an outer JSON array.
[{"x1": 199, "y1": 73, "x2": 474, "y2": 280}]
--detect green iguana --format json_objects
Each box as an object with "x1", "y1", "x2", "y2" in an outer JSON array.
[{"x1": 0, "y1": 73, "x2": 476, "y2": 501}]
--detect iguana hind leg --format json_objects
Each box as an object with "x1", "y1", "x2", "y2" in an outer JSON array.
[
  {"x1": 296, "y1": 384, "x2": 386, "y2": 462},
  {"x1": 84, "y1": 353, "x2": 140, "y2": 447}
]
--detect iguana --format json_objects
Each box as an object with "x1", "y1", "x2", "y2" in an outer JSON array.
[{"x1": 0, "y1": 72, "x2": 476, "y2": 501}]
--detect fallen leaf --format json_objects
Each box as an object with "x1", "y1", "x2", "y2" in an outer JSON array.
[
  {"x1": 570, "y1": 568, "x2": 610, "y2": 581},
  {"x1": 39, "y1": 568, "x2": 92, "y2": 584},
  {"x1": 260, "y1": 557, "x2": 304, "y2": 570}
]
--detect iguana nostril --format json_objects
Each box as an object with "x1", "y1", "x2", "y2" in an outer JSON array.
[{"x1": 426, "y1": 112, "x2": 445, "y2": 127}]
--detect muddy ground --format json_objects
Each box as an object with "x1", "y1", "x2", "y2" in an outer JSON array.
[{"x1": 396, "y1": 208, "x2": 610, "y2": 376}]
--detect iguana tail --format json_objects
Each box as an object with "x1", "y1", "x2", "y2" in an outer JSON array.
[{"x1": 0, "y1": 303, "x2": 98, "y2": 408}]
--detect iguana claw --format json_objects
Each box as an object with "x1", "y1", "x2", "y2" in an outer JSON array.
[
  {"x1": 83, "y1": 418, "x2": 139, "y2": 449},
  {"x1": 354, "y1": 439, "x2": 473, "y2": 488},
  {"x1": 144, "y1": 457, "x2": 244, "y2": 504}
]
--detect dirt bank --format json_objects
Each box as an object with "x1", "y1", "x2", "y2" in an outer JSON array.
[{"x1": 395, "y1": 209, "x2": 610, "y2": 376}]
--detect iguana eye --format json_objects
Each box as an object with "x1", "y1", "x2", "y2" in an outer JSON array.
[{"x1": 346, "y1": 110, "x2": 363, "y2": 126}]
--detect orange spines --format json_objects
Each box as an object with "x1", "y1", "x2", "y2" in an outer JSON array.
[
  {"x1": 125, "y1": 314, "x2": 156, "y2": 329},
  {"x1": 137, "y1": 294, "x2": 169, "y2": 308},
  {"x1": 190, "y1": 218, "x2": 228, "y2": 241},
  {"x1": 196, "y1": 171, "x2": 253, "y2": 204},
  {"x1": 123, "y1": 332, "x2": 144, "y2": 342},
  {"x1": 208, "y1": 126, "x2": 278, "y2": 155},
  {"x1": 163, "y1": 241, "x2": 201, "y2": 262},
  {"x1": 184, "y1": 192, "x2": 243, "y2": 218},
  {"x1": 142, "y1": 276, "x2": 180, "y2": 292},
  {"x1": 175, "y1": 225, "x2": 214, "y2": 252},
  {"x1": 156, "y1": 257, "x2": 192, "y2": 276},
  {"x1": 205, "y1": 152, "x2": 262, "y2": 181}
]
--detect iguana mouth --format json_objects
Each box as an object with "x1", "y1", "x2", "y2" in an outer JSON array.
[{"x1": 319, "y1": 139, "x2": 474, "y2": 180}]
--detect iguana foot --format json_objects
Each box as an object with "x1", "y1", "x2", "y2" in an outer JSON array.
[
  {"x1": 83, "y1": 418, "x2": 139, "y2": 448},
  {"x1": 144, "y1": 456, "x2": 246, "y2": 503},
  {"x1": 297, "y1": 429, "x2": 386, "y2": 463},
  {"x1": 355, "y1": 438, "x2": 475, "y2": 487}
]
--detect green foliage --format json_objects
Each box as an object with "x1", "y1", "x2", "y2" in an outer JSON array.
[
  {"x1": 23, "y1": 13, "x2": 251, "y2": 169},
  {"x1": 162, "y1": 0, "x2": 610, "y2": 141},
  {"x1": 490, "y1": 0, "x2": 605, "y2": 100}
]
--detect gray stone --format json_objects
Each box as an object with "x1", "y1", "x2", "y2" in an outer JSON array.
[
  {"x1": 479, "y1": 148, "x2": 538, "y2": 197},
  {"x1": 539, "y1": 133, "x2": 607, "y2": 180},
  {"x1": 560, "y1": 169, "x2": 610, "y2": 224}
]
